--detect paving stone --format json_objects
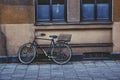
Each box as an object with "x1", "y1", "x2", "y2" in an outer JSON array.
[
  {"x1": 76, "y1": 71, "x2": 89, "y2": 77},
  {"x1": 62, "y1": 64, "x2": 73, "y2": 70},
  {"x1": 83, "y1": 62, "x2": 96, "y2": 68},
  {"x1": 103, "y1": 73, "x2": 117, "y2": 78},
  {"x1": 1, "y1": 69, "x2": 15, "y2": 74},
  {"x1": 51, "y1": 78, "x2": 64, "y2": 80},
  {"x1": 39, "y1": 70, "x2": 50, "y2": 77},
  {"x1": 79, "y1": 77, "x2": 93, "y2": 80},
  {"x1": 0, "y1": 60, "x2": 120, "y2": 80},
  {"x1": 25, "y1": 75, "x2": 38, "y2": 79},
  {"x1": 93, "y1": 78, "x2": 108, "y2": 80},
  {"x1": 0, "y1": 73, "x2": 12, "y2": 80},
  {"x1": 14, "y1": 70, "x2": 26, "y2": 74},
  {"x1": 38, "y1": 77, "x2": 51, "y2": 80},
  {"x1": 73, "y1": 62, "x2": 84, "y2": 68},
  {"x1": 87, "y1": 67, "x2": 101, "y2": 73},
  {"x1": 11, "y1": 77, "x2": 23, "y2": 80},
  {"x1": 64, "y1": 73, "x2": 77, "y2": 78},
  {"x1": 0, "y1": 65, "x2": 5, "y2": 71},
  {"x1": 95, "y1": 61, "x2": 107, "y2": 67},
  {"x1": 16, "y1": 65, "x2": 28, "y2": 69},
  {"x1": 12, "y1": 73, "x2": 25, "y2": 78},
  {"x1": 89, "y1": 73, "x2": 105, "y2": 78},
  {"x1": 107, "y1": 77, "x2": 120, "y2": 80},
  {"x1": 5, "y1": 64, "x2": 17, "y2": 69},
  {"x1": 40, "y1": 64, "x2": 51, "y2": 69},
  {"x1": 51, "y1": 65, "x2": 63, "y2": 71},
  {"x1": 51, "y1": 72, "x2": 64, "y2": 78},
  {"x1": 39, "y1": 73, "x2": 51, "y2": 78},
  {"x1": 24, "y1": 78, "x2": 38, "y2": 80},
  {"x1": 64, "y1": 78, "x2": 79, "y2": 80},
  {"x1": 28, "y1": 65, "x2": 39, "y2": 70}
]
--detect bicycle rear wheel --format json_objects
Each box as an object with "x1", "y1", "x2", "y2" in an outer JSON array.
[
  {"x1": 52, "y1": 42, "x2": 72, "y2": 65},
  {"x1": 18, "y1": 43, "x2": 36, "y2": 64}
]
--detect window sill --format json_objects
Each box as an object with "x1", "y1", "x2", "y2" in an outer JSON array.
[
  {"x1": 35, "y1": 21, "x2": 113, "y2": 26},
  {"x1": 34, "y1": 21, "x2": 113, "y2": 30}
]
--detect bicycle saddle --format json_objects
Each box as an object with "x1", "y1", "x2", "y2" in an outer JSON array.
[{"x1": 49, "y1": 35, "x2": 58, "y2": 39}]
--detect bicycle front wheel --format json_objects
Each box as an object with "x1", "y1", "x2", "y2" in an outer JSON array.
[
  {"x1": 18, "y1": 43, "x2": 37, "y2": 64},
  {"x1": 51, "y1": 42, "x2": 72, "y2": 65}
]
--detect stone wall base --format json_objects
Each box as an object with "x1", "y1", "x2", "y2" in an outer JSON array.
[{"x1": 0, "y1": 52, "x2": 119, "y2": 63}]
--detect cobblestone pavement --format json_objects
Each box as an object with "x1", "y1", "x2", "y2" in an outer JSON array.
[{"x1": 0, "y1": 60, "x2": 120, "y2": 80}]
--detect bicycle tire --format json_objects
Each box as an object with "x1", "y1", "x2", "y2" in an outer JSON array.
[
  {"x1": 51, "y1": 42, "x2": 72, "y2": 65},
  {"x1": 18, "y1": 43, "x2": 37, "y2": 64}
]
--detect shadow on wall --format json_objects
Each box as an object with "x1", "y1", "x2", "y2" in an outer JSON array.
[
  {"x1": 0, "y1": 0, "x2": 34, "y2": 55},
  {"x1": 0, "y1": 5, "x2": 7, "y2": 56},
  {"x1": 0, "y1": 29, "x2": 7, "y2": 56}
]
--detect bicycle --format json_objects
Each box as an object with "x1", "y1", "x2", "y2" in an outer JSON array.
[{"x1": 18, "y1": 31, "x2": 72, "y2": 65}]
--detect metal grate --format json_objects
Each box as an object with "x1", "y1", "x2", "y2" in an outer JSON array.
[{"x1": 83, "y1": 52, "x2": 111, "y2": 60}]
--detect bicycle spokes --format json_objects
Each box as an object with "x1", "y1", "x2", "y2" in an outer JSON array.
[
  {"x1": 52, "y1": 43, "x2": 72, "y2": 64},
  {"x1": 18, "y1": 43, "x2": 36, "y2": 64}
]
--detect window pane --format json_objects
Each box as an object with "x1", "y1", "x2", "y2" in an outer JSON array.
[
  {"x1": 82, "y1": 4, "x2": 94, "y2": 20},
  {"x1": 82, "y1": 0, "x2": 94, "y2": 4},
  {"x1": 36, "y1": 0, "x2": 50, "y2": 21},
  {"x1": 97, "y1": 0, "x2": 108, "y2": 3},
  {"x1": 37, "y1": 5, "x2": 50, "y2": 20},
  {"x1": 97, "y1": 4, "x2": 109, "y2": 19},
  {"x1": 38, "y1": 0, "x2": 49, "y2": 4},
  {"x1": 52, "y1": 0, "x2": 64, "y2": 4},
  {"x1": 52, "y1": 4, "x2": 64, "y2": 20}
]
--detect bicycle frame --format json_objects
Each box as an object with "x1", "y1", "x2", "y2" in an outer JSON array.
[{"x1": 32, "y1": 36, "x2": 56, "y2": 58}]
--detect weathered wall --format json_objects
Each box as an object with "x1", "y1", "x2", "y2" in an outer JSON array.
[
  {"x1": 1, "y1": 0, "x2": 120, "y2": 55},
  {"x1": 36, "y1": 29, "x2": 112, "y2": 44},
  {"x1": 1, "y1": 24, "x2": 34, "y2": 55},
  {"x1": 0, "y1": 0, "x2": 34, "y2": 55},
  {"x1": 113, "y1": 0, "x2": 120, "y2": 22},
  {"x1": 112, "y1": 0, "x2": 120, "y2": 53},
  {"x1": 1, "y1": 0, "x2": 119, "y2": 23},
  {"x1": 67, "y1": 0, "x2": 80, "y2": 22},
  {"x1": 0, "y1": 24, "x2": 112, "y2": 54},
  {"x1": 0, "y1": 0, "x2": 34, "y2": 24},
  {"x1": 113, "y1": 22, "x2": 120, "y2": 52}
]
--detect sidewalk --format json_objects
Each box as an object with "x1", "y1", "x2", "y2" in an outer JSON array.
[{"x1": 0, "y1": 60, "x2": 120, "y2": 80}]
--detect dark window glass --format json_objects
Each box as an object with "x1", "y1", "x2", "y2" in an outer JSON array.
[
  {"x1": 82, "y1": 4, "x2": 94, "y2": 20},
  {"x1": 38, "y1": 0, "x2": 49, "y2": 4},
  {"x1": 82, "y1": 0, "x2": 94, "y2": 4},
  {"x1": 97, "y1": 4, "x2": 109, "y2": 19},
  {"x1": 81, "y1": 0, "x2": 111, "y2": 21},
  {"x1": 52, "y1": 0, "x2": 64, "y2": 4},
  {"x1": 37, "y1": 5, "x2": 50, "y2": 20},
  {"x1": 37, "y1": 0, "x2": 50, "y2": 21},
  {"x1": 52, "y1": 4, "x2": 64, "y2": 20},
  {"x1": 97, "y1": 0, "x2": 108, "y2": 3},
  {"x1": 52, "y1": 0, "x2": 64, "y2": 20},
  {"x1": 36, "y1": 0, "x2": 65, "y2": 22}
]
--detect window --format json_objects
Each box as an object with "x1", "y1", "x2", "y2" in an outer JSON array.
[
  {"x1": 80, "y1": 0, "x2": 112, "y2": 21},
  {"x1": 36, "y1": 0, "x2": 66, "y2": 22}
]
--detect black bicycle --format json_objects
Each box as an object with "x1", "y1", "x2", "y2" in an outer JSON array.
[{"x1": 18, "y1": 32, "x2": 72, "y2": 65}]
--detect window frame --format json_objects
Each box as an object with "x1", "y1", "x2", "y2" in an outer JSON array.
[
  {"x1": 80, "y1": 0, "x2": 112, "y2": 22},
  {"x1": 35, "y1": 0, "x2": 67, "y2": 23}
]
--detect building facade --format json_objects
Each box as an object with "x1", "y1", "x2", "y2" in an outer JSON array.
[{"x1": 0, "y1": 0, "x2": 120, "y2": 59}]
